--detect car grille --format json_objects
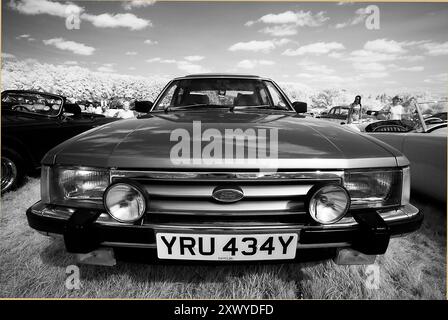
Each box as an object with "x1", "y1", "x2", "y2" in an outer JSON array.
[{"x1": 110, "y1": 170, "x2": 344, "y2": 226}]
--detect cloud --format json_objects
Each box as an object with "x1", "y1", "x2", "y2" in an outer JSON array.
[
  {"x1": 43, "y1": 38, "x2": 95, "y2": 56},
  {"x1": 335, "y1": 6, "x2": 370, "y2": 29},
  {"x1": 247, "y1": 10, "x2": 329, "y2": 36},
  {"x1": 353, "y1": 62, "x2": 387, "y2": 72},
  {"x1": 122, "y1": 0, "x2": 156, "y2": 10},
  {"x1": 97, "y1": 64, "x2": 115, "y2": 73},
  {"x1": 359, "y1": 72, "x2": 389, "y2": 79},
  {"x1": 125, "y1": 51, "x2": 138, "y2": 55},
  {"x1": 259, "y1": 25, "x2": 298, "y2": 36},
  {"x1": 82, "y1": 13, "x2": 150, "y2": 30},
  {"x1": 247, "y1": 10, "x2": 328, "y2": 27},
  {"x1": 423, "y1": 73, "x2": 448, "y2": 83},
  {"x1": 177, "y1": 61, "x2": 209, "y2": 74},
  {"x1": 184, "y1": 55, "x2": 204, "y2": 62},
  {"x1": 144, "y1": 39, "x2": 158, "y2": 45},
  {"x1": 10, "y1": 0, "x2": 150, "y2": 30},
  {"x1": 63, "y1": 60, "x2": 78, "y2": 65},
  {"x1": 237, "y1": 59, "x2": 275, "y2": 69},
  {"x1": 283, "y1": 42, "x2": 345, "y2": 56},
  {"x1": 399, "y1": 66, "x2": 424, "y2": 72},
  {"x1": 228, "y1": 39, "x2": 290, "y2": 53},
  {"x1": 364, "y1": 39, "x2": 407, "y2": 54},
  {"x1": 145, "y1": 58, "x2": 176, "y2": 63},
  {"x1": 9, "y1": 0, "x2": 83, "y2": 18},
  {"x1": 420, "y1": 41, "x2": 448, "y2": 56},
  {"x1": 16, "y1": 34, "x2": 36, "y2": 41},
  {"x1": 297, "y1": 61, "x2": 335, "y2": 74},
  {"x1": 229, "y1": 40, "x2": 276, "y2": 53}
]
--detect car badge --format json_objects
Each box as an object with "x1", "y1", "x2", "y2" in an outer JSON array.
[{"x1": 212, "y1": 186, "x2": 244, "y2": 203}]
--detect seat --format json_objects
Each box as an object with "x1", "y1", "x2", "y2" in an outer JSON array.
[
  {"x1": 63, "y1": 103, "x2": 82, "y2": 117},
  {"x1": 182, "y1": 94, "x2": 210, "y2": 106},
  {"x1": 233, "y1": 94, "x2": 259, "y2": 106}
]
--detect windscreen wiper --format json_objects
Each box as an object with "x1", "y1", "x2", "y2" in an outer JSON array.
[{"x1": 164, "y1": 104, "x2": 223, "y2": 112}]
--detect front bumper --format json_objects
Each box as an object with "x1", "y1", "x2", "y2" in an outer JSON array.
[{"x1": 26, "y1": 201, "x2": 422, "y2": 256}]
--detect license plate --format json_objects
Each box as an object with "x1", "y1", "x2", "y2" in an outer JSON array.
[{"x1": 156, "y1": 233, "x2": 298, "y2": 261}]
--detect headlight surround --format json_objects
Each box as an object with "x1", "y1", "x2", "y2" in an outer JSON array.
[
  {"x1": 308, "y1": 184, "x2": 350, "y2": 224},
  {"x1": 344, "y1": 168, "x2": 404, "y2": 209},
  {"x1": 42, "y1": 166, "x2": 110, "y2": 208},
  {"x1": 103, "y1": 182, "x2": 147, "y2": 223}
]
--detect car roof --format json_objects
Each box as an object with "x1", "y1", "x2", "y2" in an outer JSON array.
[{"x1": 174, "y1": 73, "x2": 270, "y2": 80}]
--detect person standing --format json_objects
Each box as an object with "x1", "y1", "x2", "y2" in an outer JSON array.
[
  {"x1": 116, "y1": 101, "x2": 135, "y2": 119},
  {"x1": 347, "y1": 95, "x2": 362, "y2": 124},
  {"x1": 379, "y1": 96, "x2": 403, "y2": 120}
]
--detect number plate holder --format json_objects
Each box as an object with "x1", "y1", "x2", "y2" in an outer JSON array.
[{"x1": 155, "y1": 233, "x2": 299, "y2": 261}]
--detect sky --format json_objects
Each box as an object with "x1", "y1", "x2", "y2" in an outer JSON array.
[{"x1": 2, "y1": 0, "x2": 448, "y2": 95}]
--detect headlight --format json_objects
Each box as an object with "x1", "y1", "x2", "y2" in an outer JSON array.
[
  {"x1": 308, "y1": 184, "x2": 350, "y2": 224},
  {"x1": 104, "y1": 182, "x2": 147, "y2": 223},
  {"x1": 42, "y1": 166, "x2": 110, "y2": 208},
  {"x1": 344, "y1": 168, "x2": 404, "y2": 208}
]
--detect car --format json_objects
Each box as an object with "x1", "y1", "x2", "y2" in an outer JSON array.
[
  {"x1": 1, "y1": 90, "x2": 119, "y2": 193},
  {"x1": 318, "y1": 105, "x2": 376, "y2": 125},
  {"x1": 26, "y1": 74, "x2": 422, "y2": 265},
  {"x1": 360, "y1": 99, "x2": 447, "y2": 203},
  {"x1": 317, "y1": 106, "x2": 351, "y2": 123}
]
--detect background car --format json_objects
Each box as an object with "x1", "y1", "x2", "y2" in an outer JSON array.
[
  {"x1": 1, "y1": 90, "x2": 119, "y2": 193},
  {"x1": 361, "y1": 100, "x2": 447, "y2": 202}
]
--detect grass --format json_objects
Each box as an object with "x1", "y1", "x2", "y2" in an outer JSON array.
[{"x1": 0, "y1": 178, "x2": 446, "y2": 299}]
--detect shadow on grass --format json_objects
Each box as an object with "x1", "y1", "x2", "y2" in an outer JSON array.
[{"x1": 39, "y1": 236, "x2": 328, "y2": 286}]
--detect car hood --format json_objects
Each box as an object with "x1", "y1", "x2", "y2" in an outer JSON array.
[{"x1": 44, "y1": 110, "x2": 406, "y2": 169}]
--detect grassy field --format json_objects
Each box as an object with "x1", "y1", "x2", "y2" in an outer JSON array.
[{"x1": 0, "y1": 178, "x2": 446, "y2": 299}]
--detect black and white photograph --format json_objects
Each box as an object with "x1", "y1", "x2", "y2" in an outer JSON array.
[{"x1": 0, "y1": 0, "x2": 447, "y2": 305}]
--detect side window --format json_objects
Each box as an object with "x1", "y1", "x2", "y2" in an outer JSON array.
[
  {"x1": 258, "y1": 88, "x2": 270, "y2": 105},
  {"x1": 157, "y1": 83, "x2": 179, "y2": 109},
  {"x1": 264, "y1": 81, "x2": 287, "y2": 109}
]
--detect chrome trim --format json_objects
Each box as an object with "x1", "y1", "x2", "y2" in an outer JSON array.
[
  {"x1": 98, "y1": 241, "x2": 351, "y2": 249},
  {"x1": 31, "y1": 203, "x2": 419, "y2": 230},
  {"x1": 138, "y1": 183, "x2": 314, "y2": 198},
  {"x1": 110, "y1": 170, "x2": 344, "y2": 181}
]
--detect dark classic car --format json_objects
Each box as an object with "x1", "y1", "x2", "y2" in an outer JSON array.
[
  {"x1": 317, "y1": 106, "x2": 351, "y2": 123},
  {"x1": 1, "y1": 90, "x2": 119, "y2": 193},
  {"x1": 26, "y1": 75, "x2": 422, "y2": 265}
]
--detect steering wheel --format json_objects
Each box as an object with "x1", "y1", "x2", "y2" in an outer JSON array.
[{"x1": 12, "y1": 105, "x2": 31, "y2": 112}]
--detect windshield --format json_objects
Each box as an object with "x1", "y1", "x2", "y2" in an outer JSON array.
[
  {"x1": 152, "y1": 78, "x2": 291, "y2": 111},
  {"x1": 2, "y1": 92, "x2": 63, "y2": 116}
]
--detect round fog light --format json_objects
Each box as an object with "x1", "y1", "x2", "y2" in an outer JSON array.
[
  {"x1": 104, "y1": 182, "x2": 146, "y2": 223},
  {"x1": 309, "y1": 184, "x2": 350, "y2": 224}
]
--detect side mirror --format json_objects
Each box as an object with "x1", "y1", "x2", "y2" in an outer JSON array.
[
  {"x1": 134, "y1": 100, "x2": 153, "y2": 113},
  {"x1": 292, "y1": 101, "x2": 307, "y2": 113}
]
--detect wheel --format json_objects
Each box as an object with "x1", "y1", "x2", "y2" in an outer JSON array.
[{"x1": 1, "y1": 149, "x2": 25, "y2": 193}]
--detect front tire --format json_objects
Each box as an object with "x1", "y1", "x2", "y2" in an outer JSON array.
[{"x1": 1, "y1": 149, "x2": 24, "y2": 193}]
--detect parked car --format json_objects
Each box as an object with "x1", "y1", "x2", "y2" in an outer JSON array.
[
  {"x1": 318, "y1": 105, "x2": 375, "y2": 125},
  {"x1": 317, "y1": 106, "x2": 350, "y2": 123},
  {"x1": 361, "y1": 99, "x2": 447, "y2": 202},
  {"x1": 1, "y1": 90, "x2": 119, "y2": 193},
  {"x1": 26, "y1": 74, "x2": 421, "y2": 265}
]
